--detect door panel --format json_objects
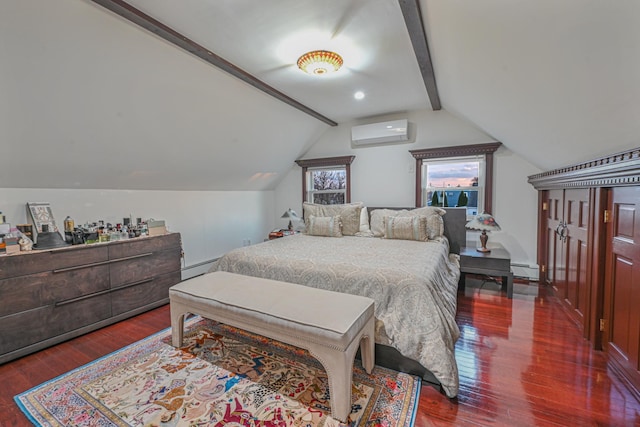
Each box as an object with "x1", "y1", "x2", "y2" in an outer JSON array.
[
  {"x1": 563, "y1": 189, "x2": 590, "y2": 329},
  {"x1": 610, "y1": 255, "x2": 633, "y2": 357},
  {"x1": 604, "y1": 186, "x2": 640, "y2": 389},
  {"x1": 546, "y1": 190, "x2": 564, "y2": 288}
]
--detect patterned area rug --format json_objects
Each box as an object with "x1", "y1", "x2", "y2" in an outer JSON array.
[{"x1": 15, "y1": 317, "x2": 420, "y2": 426}]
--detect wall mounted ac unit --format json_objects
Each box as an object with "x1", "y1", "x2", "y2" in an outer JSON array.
[{"x1": 351, "y1": 119, "x2": 410, "y2": 146}]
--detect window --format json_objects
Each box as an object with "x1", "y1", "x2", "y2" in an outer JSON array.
[
  {"x1": 410, "y1": 142, "x2": 501, "y2": 216},
  {"x1": 295, "y1": 156, "x2": 355, "y2": 204},
  {"x1": 307, "y1": 167, "x2": 346, "y2": 204},
  {"x1": 424, "y1": 157, "x2": 484, "y2": 217}
]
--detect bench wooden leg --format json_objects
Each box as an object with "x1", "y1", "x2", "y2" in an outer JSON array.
[
  {"x1": 360, "y1": 318, "x2": 375, "y2": 374},
  {"x1": 307, "y1": 320, "x2": 375, "y2": 423},
  {"x1": 307, "y1": 345, "x2": 355, "y2": 423},
  {"x1": 169, "y1": 299, "x2": 188, "y2": 347}
]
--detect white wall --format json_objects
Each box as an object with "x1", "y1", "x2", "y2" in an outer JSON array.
[
  {"x1": 0, "y1": 189, "x2": 274, "y2": 279},
  {"x1": 275, "y1": 109, "x2": 542, "y2": 271},
  {"x1": 0, "y1": 0, "x2": 326, "y2": 192}
]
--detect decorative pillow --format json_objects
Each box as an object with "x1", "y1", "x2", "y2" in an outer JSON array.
[
  {"x1": 369, "y1": 209, "x2": 409, "y2": 237},
  {"x1": 407, "y1": 206, "x2": 446, "y2": 217},
  {"x1": 397, "y1": 207, "x2": 446, "y2": 240},
  {"x1": 303, "y1": 202, "x2": 362, "y2": 236},
  {"x1": 425, "y1": 214, "x2": 445, "y2": 240},
  {"x1": 305, "y1": 215, "x2": 343, "y2": 237},
  {"x1": 383, "y1": 215, "x2": 429, "y2": 241},
  {"x1": 370, "y1": 207, "x2": 445, "y2": 239}
]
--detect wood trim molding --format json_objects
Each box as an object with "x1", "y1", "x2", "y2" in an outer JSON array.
[
  {"x1": 410, "y1": 142, "x2": 502, "y2": 213},
  {"x1": 295, "y1": 156, "x2": 355, "y2": 168},
  {"x1": 90, "y1": 0, "x2": 338, "y2": 127},
  {"x1": 528, "y1": 147, "x2": 640, "y2": 190},
  {"x1": 398, "y1": 0, "x2": 441, "y2": 110},
  {"x1": 409, "y1": 142, "x2": 502, "y2": 160},
  {"x1": 295, "y1": 156, "x2": 355, "y2": 204}
]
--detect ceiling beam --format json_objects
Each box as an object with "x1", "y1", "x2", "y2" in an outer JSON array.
[
  {"x1": 398, "y1": 0, "x2": 441, "y2": 110},
  {"x1": 90, "y1": 0, "x2": 338, "y2": 126}
]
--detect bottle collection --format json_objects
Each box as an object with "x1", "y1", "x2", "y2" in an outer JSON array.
[
  {"x1": 65, "y1": 215, "x2": 149, "y2": 245},
  {"x1": 1, "y1": 206, "x2": 167, "y2": 254}
]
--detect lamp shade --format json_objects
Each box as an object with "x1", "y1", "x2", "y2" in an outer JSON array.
[
  {"x1": 281, "y1": 209, "x2": 299, "y2": 219},
  {"x1": 465, "y1": 213, "x2": 500, "y2": 253},
  {"x1": 297, "y1": 50, "x2": 343, "y2": 75},
  {"x1": 465, "y1": 213, "x2": 501, "y2": 232}
]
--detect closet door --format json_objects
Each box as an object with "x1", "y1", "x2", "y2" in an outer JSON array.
[
  {"x1": 562, "y1": 189, "x2": 591, "y2": 331},
  {"x1": 546, "y1": 190, "x2": 565, "y2": 290},
  {"x1": 604, "y1": 186, "x2": 640, "y2": 396}
]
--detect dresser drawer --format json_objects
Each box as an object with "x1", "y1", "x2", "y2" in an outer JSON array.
[
  {"x1": 108, "y1": 233, "x2": 181, "y2": 259},
  {"x1": 0, "y1": 245, "x2": 108, "y2": 279},
  {"x1": 0, "y1": 266, "x2": 110, "y2": 317},
  {"x1": 111, "y1": 270, "x2": 181, "y2": 316},
  {"x1": 0, "y1": 293, "x2": 111, "y2": 355},
  {"x1": 109, "y1": 247, "x2": 181, "y2": 288}
]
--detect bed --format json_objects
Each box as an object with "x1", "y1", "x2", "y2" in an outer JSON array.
[{"x1": 208, "y1": 204, "x2": 465, "y2": 398}]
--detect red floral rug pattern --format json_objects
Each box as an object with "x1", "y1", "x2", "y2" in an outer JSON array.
[{"x1": 15, "y1": 317, "x2": 420, "y2": 426}]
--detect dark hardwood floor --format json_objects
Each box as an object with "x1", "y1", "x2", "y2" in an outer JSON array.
[{"x1": 1, "y1": 277, "x2": 639, "y2": 426}]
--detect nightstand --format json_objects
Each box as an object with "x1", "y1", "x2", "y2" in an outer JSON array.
[{"x1": 459, "y1": 244, "x2": 514, "y2": 298}]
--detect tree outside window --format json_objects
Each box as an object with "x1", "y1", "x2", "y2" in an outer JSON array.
[
  {"x1": 309, "y1": 168, "x2": 346, "y2": 204},
  {"x1": 295, "y1": 156, "x2": 355, "y2": 205},
  {"x1": 410, "y1": 142, "x2": 501, "y2": 217},
  {"x1": 425, "y1": 159, "x2": 481, "y2": 217}
]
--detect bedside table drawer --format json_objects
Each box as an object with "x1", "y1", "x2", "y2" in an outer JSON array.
[{"x1": 460, "y1": 255, "x2": 510, "y2": 272}]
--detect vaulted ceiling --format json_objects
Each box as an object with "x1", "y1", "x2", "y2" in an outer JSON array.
[{"x1": 1, "y1": 0, "x2": 638, "y2": 190}]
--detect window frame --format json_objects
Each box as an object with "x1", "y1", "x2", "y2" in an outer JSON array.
[
  {"x1": 423, "y1": 156, "x2": 484, "y2": 216},
  {"x1": 295, "y1": 155, "x2": 355, "y2": 205},
  {"x1": 410, "y1": 142, "x2": 501, "y2": 214}
]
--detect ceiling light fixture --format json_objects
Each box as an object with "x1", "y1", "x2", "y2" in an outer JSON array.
[
  {"x1": 297, "y1": 50, "x2": 343, "y2": 75},
  {"x1": 354, "y1": 91, "x2": 365, "y2": 100}
]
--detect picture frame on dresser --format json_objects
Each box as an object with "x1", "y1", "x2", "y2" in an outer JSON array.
[{"x1": 26, "y1": 202, "x2": 59, "y2": 233}]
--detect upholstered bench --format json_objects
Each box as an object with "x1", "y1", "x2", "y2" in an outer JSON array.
[{"x1": 169, "y1": 271, "x2": 375, "y2": 422}]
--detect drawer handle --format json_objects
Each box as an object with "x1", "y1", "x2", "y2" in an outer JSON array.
[
  {"x1": 55, "y1": 288, "x2": 111, "y2": 306},
  {"x1": 109, "y1": 252, "x2": 153, "y2": 264},
  {"x1": 53, "y1": 253, "x2": 153, "y2": 273},
  {"x1": 55, "y1": 278, "x2": 154, "y2": 306}
]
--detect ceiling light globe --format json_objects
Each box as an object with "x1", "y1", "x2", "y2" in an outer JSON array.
[{"x1": 297, "y1": 50, "x2": 343, "y2": 75}]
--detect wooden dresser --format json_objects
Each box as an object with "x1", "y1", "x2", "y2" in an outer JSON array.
[{"x1": 0, "y1": 233, "x2": 182, "y2": 364}]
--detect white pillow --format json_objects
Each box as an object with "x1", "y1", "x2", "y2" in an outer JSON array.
[{"x1": 359, "y1": 206, "x2": 370, "y2": 232}]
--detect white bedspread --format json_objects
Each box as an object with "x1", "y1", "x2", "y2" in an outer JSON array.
[{"x1": 209, "y1": 234, "x2": 460, "y2": 397}]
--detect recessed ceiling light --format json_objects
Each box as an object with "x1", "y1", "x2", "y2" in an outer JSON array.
[{"x1": 354, "y1": 91, "x2": 365, "y2": 100}]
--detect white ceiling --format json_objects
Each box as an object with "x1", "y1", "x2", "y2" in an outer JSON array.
[
  {"x1": 126, "y1": 0, "x2": 433, "y2": 122},
  {"x1": 1, "y1": 0, "x2": 639, "y2": 191}
]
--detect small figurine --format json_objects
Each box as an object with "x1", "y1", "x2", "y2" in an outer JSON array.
[{"x1": 19, "y1": 236, "x2": 33, "y2": 251}]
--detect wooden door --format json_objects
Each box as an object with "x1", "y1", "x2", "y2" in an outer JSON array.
[
  {"x1": 563, "y1": 189, "x2": 591, "y2": 331},
  {"x1": 546, "y1": 190, "x2": 565, "y2": 289},
  {"x1": 604, "y1": 186, "x2": 640, "y2": 397}
]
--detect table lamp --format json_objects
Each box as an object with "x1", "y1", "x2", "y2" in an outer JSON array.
[
  {"x1": 281, "y1": 208, "x2": 299, "y2": 230},
  {"x1": 465, "y1": 213, "x2": 501, "y2": 253}
]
